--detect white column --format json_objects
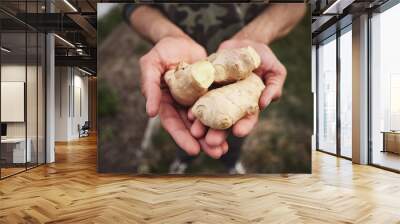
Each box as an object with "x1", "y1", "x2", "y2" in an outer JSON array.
[
  {"x1": 46, "y1": 32, "x2": 55, "y2": 163},
  {"x1": 312, "y1": 45, "x2": 317, "y2": 151},
  {"x1": 352, "y1": 14, "x2": 369, "y2": 164}
]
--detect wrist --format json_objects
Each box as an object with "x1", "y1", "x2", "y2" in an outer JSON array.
[
  {"x1": 156, "y1": 31, "x2": 189, "y2": 43},
  {"x1": 232, "y1": 28, "x2": 274, "y2": 45},
  {"x1": 232, "y1": 22, "x2": 275, "y2": 45},
  {"x1": 151, "y1": 25, "x2": 189, "y2": 43},
  {"x1": 130, "y1": 6, "x2": 188, "y2": 43}
]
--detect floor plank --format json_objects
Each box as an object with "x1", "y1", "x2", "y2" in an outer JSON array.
[{"x1": 1, "y1": 135, "x2": 400, "y2": 223}]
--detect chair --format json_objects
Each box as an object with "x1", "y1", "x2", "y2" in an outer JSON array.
[{"x1": 78, "y1": 121, "x2": 90, "y2": 138}]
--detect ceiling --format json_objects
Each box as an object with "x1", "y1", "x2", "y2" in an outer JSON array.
[
  {"x1": 311, "y1": 0, "x2": 391, "y2": 43},
  {"x1": 1, "y1": 0, "x2": 100, "y2": 74}
]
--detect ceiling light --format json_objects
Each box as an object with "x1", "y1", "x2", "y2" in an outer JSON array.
[
  {"x1": 54, "y1": 34, "x2": 75, "y2": 48},
  {"x1": 1, "y1": 47, "x2": 11, "y2": 53},
  {"x1": 78, "y1": 67, "x2": 93, "y2": 76},
  {"x1": 63, "y1": 0, "x2": 78, "y2": 12},
  {"x1": 322, "y1": 0, "x2": 354, "y2": 15}
]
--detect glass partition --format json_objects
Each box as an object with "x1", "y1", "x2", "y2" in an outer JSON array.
[
  {"x1": 27, "y1": 30, "x2": 38, "y2": 169},
  {"x1": 370, "y1": 3, "x2": 400, "y2": 171},
  {"x1": 1, "y1": 29, "x2": 28, "y2": 178},
  {"x1": 38, "y1": 32, "x2": 45, "y2": 165},
  {"x1": 317, "y1": 36, "x2": 337, "y2": 154},
  {"x1": 0, "y1": 1, "x2": 46, "y2": 179},
  {"x1": 339, "y1": 28, "x2": 352, "y2": 158}
]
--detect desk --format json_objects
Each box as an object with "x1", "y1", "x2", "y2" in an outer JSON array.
[
  {"x1": 1, "y1": 138, "x2": 31, "y2": 163},
  {"x1": 382, "y1": 131, "x2": 400, "y2": 154}
]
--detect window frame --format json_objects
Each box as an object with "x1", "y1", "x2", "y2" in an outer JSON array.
[{"x1": 315, "y1": 22, "x2": 353, "y2": 160}]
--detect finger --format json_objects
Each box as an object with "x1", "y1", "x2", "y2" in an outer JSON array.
[
  {"x1": 178, "y1": 108, "x2": 192, "y2": 129},
  {"x1": 221, "y1": 141, "x2": 229, "y2": 154},
  {"x1": 205, "y1": 129, "x2": 228, "y2": 147},
  {"x1": 217, "y1": 41, "x2": 231, "y2": 52},
  {"x1": 232, "y1": 113, "x2": 259, "y2": 137},
  {"x1": 187, "y1": 109, "x2": 195, "y2": 121},
  {"x1": 200, "y1": 139, "x2": 224, "y2": 159},
  {"x1": 259, "y1": 80, "x2": 282, "y2": 109},
  {"x1": 159, "y1": 102, "x2": 200, "y2": 155},
  {"x1": 139, "y1": 53, "x2": 164, "y2": 117},
  {"x1": 259, "y1": 59, "x2": 286, "y2": 109},
  {"x1": 190, "y1": 119, "x2": 207, "y2": 139}
]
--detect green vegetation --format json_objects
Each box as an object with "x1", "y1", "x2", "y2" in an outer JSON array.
[
  {"x1": 269, "y1": 10, "x2": 312, "y2": 125},
  {"x1": 98, "y1": 6, "x2": 123, "y2": 44},
  {"x1": 98, "y1": 81, "x2": 119, "y2": 117}
]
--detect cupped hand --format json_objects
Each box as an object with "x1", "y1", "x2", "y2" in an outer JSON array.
[
  {"x1": 139, "y1": 36, "x2": 206, "y2": 155},
  {"x1": 139, "y1": 36, "x2": 227, "y2": 158},
  {"x1": 190, "y1": 38, "x2": 287, "y2": 148}
]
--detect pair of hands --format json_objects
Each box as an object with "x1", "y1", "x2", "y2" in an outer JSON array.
[{"x1": 139, "y1": 36, "x2": 286, "y2": 159}]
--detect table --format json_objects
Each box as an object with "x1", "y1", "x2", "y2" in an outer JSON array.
[
  {"x1": 1, "y1": 138, "x2": 31, "y2": 163},
  {"x1": 382, "y1": 131, "x2": 400, "y2": 154}
]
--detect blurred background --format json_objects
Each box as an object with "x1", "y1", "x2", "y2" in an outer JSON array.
[{"x1": 97, "y1": 3, "x2": 312, "y2": 174}]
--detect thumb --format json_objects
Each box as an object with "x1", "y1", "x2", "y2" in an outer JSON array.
[{"x1": 139, "y1": 53, "x2": 163, "y2": 117}]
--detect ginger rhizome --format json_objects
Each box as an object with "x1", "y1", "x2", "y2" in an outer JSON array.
[
  {"x1": 163, "y1": 46, "x2": 265, "y2": 129},
  {"x1": 164, "y1": 60, "x2": 215, "y2": 106},
  {"x1": 191, "y1": 74, "x2": 265, "y2": 129},
  {"x1": 208, "y1": 46, "x2": 261, "y2": 83}
]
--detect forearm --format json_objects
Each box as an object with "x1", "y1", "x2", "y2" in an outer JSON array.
[
  {"x1": 233, "y1": 3, "x2": 306, "y2": 44},
  {"x1": 129, "y1": 6, "x2": 188, "y2": 43}
]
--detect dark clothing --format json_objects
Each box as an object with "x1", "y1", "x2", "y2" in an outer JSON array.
[
  {"x1": 124, "y1": 3, "x2": 267, "y2": 168},
  {"x1": 124, "y1": 3, "x2": 267, "y2": 52},
  {"x1": 177, "y1": 135, "x2": 246, "y2": 169}
]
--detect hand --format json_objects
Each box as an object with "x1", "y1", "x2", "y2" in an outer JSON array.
[
  {"x1": 139, "y1": 36, "x2": 206, "y2": 155},
  {"x1": 189, "y1": 39, "x2": 287, "y2": 151},
  {"x1": 139, "y1": 36, "x2": 228, "y2": 157}
]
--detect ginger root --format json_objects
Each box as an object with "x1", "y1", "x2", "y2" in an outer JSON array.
[
  {"x1": 191, "y1": 74, "x2": 265, "y2": 129},
  {"x1": 163, "y1": 46, "x2": 265, "y2": 130},
  {"x1": 164, "y1": 60, "x2": 215, "y2": 106},
  {"x1": 208, "y1": 46, "x2": 261, "y2": 83}
]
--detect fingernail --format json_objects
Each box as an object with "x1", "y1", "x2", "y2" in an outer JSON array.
[
  {"x1": 146, "y1": 103, "x2": 156, "y2": 117},
  {"x1": 262, "y1": 98, "x2": 272, "y2": 109}
]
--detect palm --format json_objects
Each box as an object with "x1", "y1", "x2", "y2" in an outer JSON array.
[
  {"x1": 153, "y1": 37, "x2": 207, "y2": 69},
  {"x1": 139, "y1": 36, "x2": 208, "y2": 155},
  {"x1": 189, "y1": 39, "x2": 287, "y2": 151}
]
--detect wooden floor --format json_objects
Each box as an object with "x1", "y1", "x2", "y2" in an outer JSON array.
[
  {"x1": 372, "y1": 150, "x2": 400, "y2": 171},
  {"x1": 1, "y1": 135, "x2": 400, "y2": 223},
  {"x1": 1, "y1": 167, "x2": 26, "y2": 178}
]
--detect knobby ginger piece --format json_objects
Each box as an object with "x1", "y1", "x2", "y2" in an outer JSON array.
[
  {"x1": 164, "y1": 60, "x2": 215, "y2": 106},
  {"x1": 208, "y1": 46, "x2": 261, "y2": 83},
  {"x1": 192, "y1": 73, "x2": 265, "y2": 129}
]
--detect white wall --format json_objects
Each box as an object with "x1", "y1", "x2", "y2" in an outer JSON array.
[
  {"x1": 1, "y1": 63, "x2": 46, "y2": 164},
  {"x1": 55, "y1": 67, "x2": 89, "y2": 141},
  {"x1": 55, "y1": 66, "x2": 69, "y2": 141},
  {"x1": 1, "y1": 65, "x2": 39, "y2": 138}
]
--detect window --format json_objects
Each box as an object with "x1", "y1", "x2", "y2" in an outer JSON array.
[
  {"x1": 339, "y1": 28, "x2": 352, "y2": 158},
  {"x1": 317, "y1": 36, "x2": 337, "y2": 154},
  {"x1": 370, "y1": 3, "x2": 400, "y2": 171}
]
